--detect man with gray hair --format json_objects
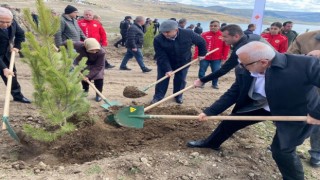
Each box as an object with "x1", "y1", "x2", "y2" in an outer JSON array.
[
  {"x1": 151, "y1": 20, "x2": 206, "y2": 104},
  {"x1": 0, "y1": 7, "x2": 31, "y2": 103},
  {"x1": 187, "y1": 41, "x2": 320, "y2": 179},
  {"x1": 119, "y1": 16, "x2": 151, "y2": 73}
]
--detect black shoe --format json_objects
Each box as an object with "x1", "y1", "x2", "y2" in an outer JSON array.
[
  {"x1": 187, "y1": 140, "x2": 220, "y2": 150},
  {"x1": 150, "y1": 98, "x2": 160, "y2": 104},
  {"x1": 175, "y1": 98, "x2": 183, "y2": 104},
  {"x1": 114, "y1": 43, "x2": 119, "y2": 48},
  {"x1": 310, "y1": 157, "x2": 320, "y2": 168},
  {"x1": 95, "y1": 95, "x2": 102, "y2": 102},
  {"x1": 105, "y1": 64, "x2": 115, "y2": 69},
  {"x1": 142, "y1": 67, "x2": 152, "y2": 73},
  {"x1": 212, "y1": 85, "x2": 219, "y2": 89},
  {"x1": 14, "y1": 97, "x2": 31, "y2": 104},
  {"x1": 120, "y1": 67, "x2": 131, "y2": 71}
]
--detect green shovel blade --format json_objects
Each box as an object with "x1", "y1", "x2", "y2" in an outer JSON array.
[
  {"x1": 101, "y1": 99, "x2": 121, "y2": 109},
  {"x1": 114, "y1": 106, "x2": 146, "y2": 128},
  {"x1": 2, "y1": 116, "x2": 20, "y2": 142}
]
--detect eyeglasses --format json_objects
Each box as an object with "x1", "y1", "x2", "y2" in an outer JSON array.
[{"x1": 238, "y1": 59, "x2": 262, "y2": 68}]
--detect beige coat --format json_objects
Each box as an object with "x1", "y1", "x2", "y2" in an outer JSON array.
[{"x1": 287, "y1": 30, "x2": 320, "y2": 54}]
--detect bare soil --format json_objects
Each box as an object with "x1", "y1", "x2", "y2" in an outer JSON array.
[{"x1": 123, "y1": 86, "x2": 147, "y2": 99}]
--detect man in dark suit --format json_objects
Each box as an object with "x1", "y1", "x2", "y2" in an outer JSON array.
[
  {"x1": 0, "y1": 7, "x2": 31, "y2": 103},
  {"x1": 187, "y1": 41, "x2": 320, "y2": 179},
  {"x1": 151, "y1": 20, "x2": 207, "y2": 104}
]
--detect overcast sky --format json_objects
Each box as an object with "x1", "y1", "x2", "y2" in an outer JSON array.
[{"x1": 161, "y1": 0, "x2": 320, "y2": 12}]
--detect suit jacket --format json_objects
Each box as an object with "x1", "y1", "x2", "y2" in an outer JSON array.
[
  {"x1": 204, "y1": 53, "x2": 320, "y2": 149},
  {"x1": 0, "y1": 19, "x2": 25, "y2": 70}
]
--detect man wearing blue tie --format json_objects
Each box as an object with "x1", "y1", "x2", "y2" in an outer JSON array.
[{"x1": 0, "y1": 7, "x2": 31, "y2": 103}]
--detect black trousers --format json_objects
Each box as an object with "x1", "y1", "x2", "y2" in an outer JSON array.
[
  {"x1": 153, "y1": 65, "x2": 189, "y2": 101},
  {"x1": 203, "y1": 108, "x2": 304, "y2": 179},
  {"x1": 82, "y1": 79, "x2": 103, "y2": 96},
  {"x1": 115, "y1": 32, "x2": 127, "y2": 46},
  {"x1": 0, "y1": 70, "x2": 24, "y2": 99}
]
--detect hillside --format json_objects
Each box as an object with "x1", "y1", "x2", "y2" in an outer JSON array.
[{"x1": 202, "y1": 5, "x2": 320, "y2": 24}]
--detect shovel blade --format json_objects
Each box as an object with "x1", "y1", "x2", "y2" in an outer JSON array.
[
  {"x1": 114, "y1": 106, "x2": 145, "y2": 128},
  {"x1": 2, "y1": 116, "x2": 20, "y2": 142},
  {"x1": 101, "y1": 99, "x2": 121, "y2": 109}
]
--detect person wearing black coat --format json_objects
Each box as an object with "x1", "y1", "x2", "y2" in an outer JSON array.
[
  {"x1": 119, "y1": 16, "x2": 151, "y2": 73},
  {"x1": 188, "y1": 41, "x2": 320, "y2": 179},
  {"x1": 151, "y1": 20, "x2": 207, "y2": 104},
  {"x1": 114, "y1": 16, "x2": 132, "y2": 48},
  {"x1": 194, "y1": 24, "x2": 266, "y2": 88},
  {"x1": 0, "y1": 7, "x2": 31, "y2": 103}
]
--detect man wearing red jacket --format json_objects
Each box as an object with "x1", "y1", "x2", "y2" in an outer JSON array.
[
  {"x1": 261, "y1": 22, "x2": 288, "y2": 53},
  {"x1": 78, "y1": 10, "x2": 114, "y2": 69},
  {"x1": 194, "y1": 20, "x2": 230, "y2": 89}
]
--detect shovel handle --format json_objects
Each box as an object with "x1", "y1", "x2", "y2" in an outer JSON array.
[
  {"x1": 141, "y1": 115, "x2": 307, "y2": 121},
  {"x1": 84, "y1": 78, "x2": 107, "y2": 100},
  {"x1": 2, "y1": 51, "x2": 16, "y2": 130},
  {"x1": 144, "y1": 85, "x2": 194, "y2": 112},
  {"x1": 141, "y1": 48, "x2": 219, "y2": 92}
]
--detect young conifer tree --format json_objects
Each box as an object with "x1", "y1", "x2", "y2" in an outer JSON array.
[
  {"x1": 20, "y1": 0, "x2": 90, "y2": 142},
  {"x1": 143, "y1": 23, "x2": 155, "y2": 57}
]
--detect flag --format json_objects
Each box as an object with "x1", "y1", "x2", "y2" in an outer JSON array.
[{"x1": 251, "y1": 0, "x2": 266, "y2": 35}]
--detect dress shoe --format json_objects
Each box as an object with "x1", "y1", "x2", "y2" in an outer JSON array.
[
  {"x1": 14, "y1": 97, "x2": 31, "y2": 104},
  {"x1": 175, "y1": 98, "x2": 183, "y2": 104},
  {"x1": 310, "y1": 157, "x2": 320, "y2": 168},
  {"x1": 150, "y1": 98, "x2": 160, "y2": 104},
  {"x1": 95, "y1": 95, "x2": 102, "y2": 102},
  {"x1": 142, "y1": 67, "x2": 152, "y2": 73},
  {"x1": 120, "y1": 66, "x2": 131, "y2": 71},
  {"x1": 105, "y1": 64, "x2": 115, "y2": 69},
  {"x1": 212, "y1": 85, "x2": 219, "y2": 89},
  {"x1": 187, "y1": 140, "x2": 220, "y2": 150}
]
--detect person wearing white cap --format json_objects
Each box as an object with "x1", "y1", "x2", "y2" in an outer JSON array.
[
  {"x1": 151, "y1": 20, "x2": 207, "y2": 104},
  {"x1": 72, "y1": 38, "x2": 106, "y2": 102}
]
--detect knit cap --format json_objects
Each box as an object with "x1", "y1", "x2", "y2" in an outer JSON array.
[
  {"x1": 159, "y1": 20, "x2": 178, "y2": 32},
  {"x1": 84, "y1": 38, "x2": 101, "y2": 51},
  {"x1": 64, "y1": 5, "x2": 78, "y2": 14}
]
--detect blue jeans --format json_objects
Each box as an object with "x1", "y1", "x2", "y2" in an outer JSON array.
[
  {"x1": 309, "y1": 125, "x2": 320, "y2": 160},
  {"x1": 198, "y1": 59, "x2": 221, "y2": 86},
  {"x1": 120, "y1": 48, "x2": 146, "y2": 70},
  {"x1": 198, "y1": 60, "x2": 221, "y2": 86}
]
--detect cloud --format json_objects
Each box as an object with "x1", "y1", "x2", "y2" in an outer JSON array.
[{"x1": 161, "y1": 0, "x2": 320, "y2": 12}]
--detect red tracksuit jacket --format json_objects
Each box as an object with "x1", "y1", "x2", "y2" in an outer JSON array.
[
  {"x1": 194, "y1": 30, "x2": 230, "y2": 61},
  {"x1": 261, "y1": 33, "x2": 288, "y2": 53},
  {"x1": 78, "y1": 19, "x2": 108, "y2": 46}
]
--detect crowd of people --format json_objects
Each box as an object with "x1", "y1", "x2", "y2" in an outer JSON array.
[{"x1": 1, "y1": 3, "x2": 320, "y2": 179}]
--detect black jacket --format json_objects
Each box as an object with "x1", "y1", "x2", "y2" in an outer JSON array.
[
  {"x1": 201, "y1": 34, "x2": 262, "y2": 83},
  {"x1": 243, "y1": 29, "x2": 253, "y2": 35},
  {"x1": 125, "y1": 23, "x2": 144, "y2": 49},
  {"x1": 120, "y1": 19, "x2": 131, "y2": 34},
  {"x1": 154, "y1": 28, "x2": 207, "y2": 72},
  {"x1": 204, "y1": 53, "x2": 320, "y2": 149},
  {"x1": 0, "y1": 19, "x2": 25, "y2": 70},
  {"x1": 194, "y1": 26, "x2": 203, "y2": 35}
]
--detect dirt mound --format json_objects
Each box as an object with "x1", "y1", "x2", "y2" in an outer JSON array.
[
  {"x1": 51, "y1": 106, "x2": 206, "y2": 164},
  {"x1": 123, "y1": 86, "x2": 147, "y2": 98}
]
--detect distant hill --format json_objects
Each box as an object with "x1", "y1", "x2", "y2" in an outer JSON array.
[{"x1": 202, "y1": 6, "x2": 320, "y2": 23}]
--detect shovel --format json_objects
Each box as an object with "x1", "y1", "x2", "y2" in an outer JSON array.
[
  {"x1": 107, "y1": 85, "x2": 195, "y2": 125},
  {"x1": 110, "y1": 105, "x2": 306, "y2": 129},
  {"x1": 1, "y1": 51, "x2": 20, "y2": 142},
  {"x1": 123, "y1": 48, "x2": 219, "y2": 98},
  {"x1": 84, "y1": 78, "x2": 121, "y2": 109}
]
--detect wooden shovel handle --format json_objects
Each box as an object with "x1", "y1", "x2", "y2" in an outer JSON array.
[
  {"x1": 141, "y1": 48, "x2": 219, "y2": 92},
  {"x1": 144, "y1": 85, "x2": 194, "y2": 112},
  {"x1": 83, "y1": 77, "x2": 106, "y2": 100},
  {"x1": 2, "y1": 51, "x2": 16, "y2": 130},
  {"x1": 146, "y1": 115, "x2": 307, "y2": 121}
]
